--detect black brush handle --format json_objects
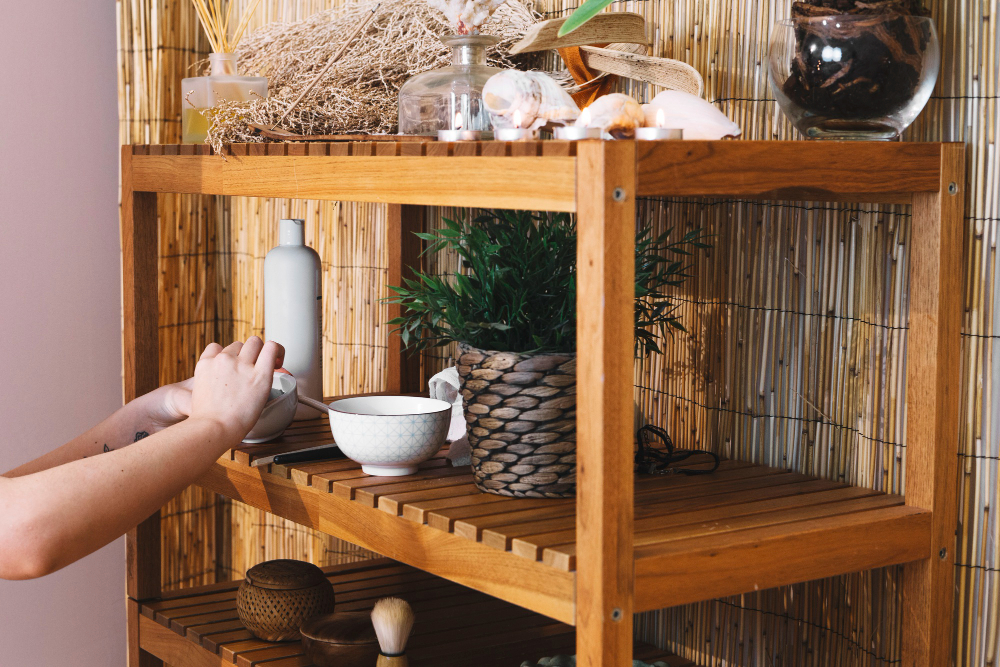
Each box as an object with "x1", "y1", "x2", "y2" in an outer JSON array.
[{"x1": 271, "y1": 446, "x2": 345, "y2": 465}]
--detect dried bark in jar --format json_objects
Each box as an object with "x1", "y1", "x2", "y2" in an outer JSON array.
[{"x1": 783, "y1": 0, "x2": 933, "y2": 120}]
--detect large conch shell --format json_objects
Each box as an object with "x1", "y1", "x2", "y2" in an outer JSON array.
[
  {"x1": 482, "y1": 70, "x2": 580, "y2": 130},
  {"x1": 575, "y1": 93, "x2": 645, "y2": 139},
  {"x1": 641, "y1": 90, "x2": 742, "y2": 140}
]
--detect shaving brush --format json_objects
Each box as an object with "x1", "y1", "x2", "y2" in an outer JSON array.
[{"x1": 371, "y1": 597, "x2": 414, "y2": 667}]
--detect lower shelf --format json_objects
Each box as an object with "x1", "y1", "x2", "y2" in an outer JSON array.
[{"x1": 137, "y1": 558, "x2": 692, "y2": 667}]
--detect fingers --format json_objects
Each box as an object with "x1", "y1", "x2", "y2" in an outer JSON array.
[
  {"x1": 254, "y1": 340, "x2": 285, "y2": 374},
  {"x1": 222, "y1": 341, "x2": 244, "y2": 357},
  {"x1": 200, "y1": 342, "x2": 223, "y2": 361},
  {"x1": 239, "y1": 336, "x2": 264, "y2": 363}
]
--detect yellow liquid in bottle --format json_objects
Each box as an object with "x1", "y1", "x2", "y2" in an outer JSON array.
[{"x1": 182, "y1": 108, "x2": 210, "y2": 144}]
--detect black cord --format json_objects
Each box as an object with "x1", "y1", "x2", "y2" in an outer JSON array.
[{"x1": 634, "y1": 424, "x2": 720, "y2": 475}]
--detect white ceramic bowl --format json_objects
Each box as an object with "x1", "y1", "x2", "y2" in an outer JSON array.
[
  {"x1": 243, "y1": 373, "x2": 298, "y2": 444},
  {"x1": 318, "y1": 396, "x2": 451, "y2": 476}
]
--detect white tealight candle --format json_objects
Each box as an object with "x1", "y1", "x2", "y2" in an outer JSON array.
[
  {"x1": 635, "y1": 127, "x2": 684, "y2": 140},
  {"x1": 493, "y1": 109, "x2": 537, "y2": 141},
  {"x1": 438, "y1": 129, "x2": 482, "y2": 141},
  {"x1": 635, "y1": 108, "x2": 683, "y2": 140},
  {"x1": 494, "y1": 127, "x2": 537, "y2": 140},
  {"x1": 553, "y1": 107, "x2": 602, "y2": 140},
  {"x1": 438, "y1": 112, "x2": 481, "y2": 141},
  {"x1": 553, "y1": 125, "x2": 602, "y2": 140}
]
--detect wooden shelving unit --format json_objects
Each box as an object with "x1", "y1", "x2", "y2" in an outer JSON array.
[{"x1": 122, "y1": 139, "x2": 965, "y2": 667}]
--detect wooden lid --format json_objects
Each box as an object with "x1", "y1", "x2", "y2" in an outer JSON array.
[
  {"x1": 299, "y1": 612, "x2": 379, "y2": 646},
  {"x1": 244, "y1": 559, "x2": 329, "y2": 591}
]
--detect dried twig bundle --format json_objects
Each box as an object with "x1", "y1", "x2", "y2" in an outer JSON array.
[{"x1": 206, "y1": 0, "x2": 540, "y2": 150}]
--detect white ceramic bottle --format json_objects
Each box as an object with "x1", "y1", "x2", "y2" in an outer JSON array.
[{"x1": 265, "y1": 219, "x2": 324, "y2": 419}]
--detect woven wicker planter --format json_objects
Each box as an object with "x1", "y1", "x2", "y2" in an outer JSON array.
[{"x1": 457, "y1": 343, "x2": 576, "y2": 498}]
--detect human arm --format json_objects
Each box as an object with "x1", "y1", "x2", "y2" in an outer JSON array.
[
  {"x1": 2, "y1": 379, "x2": 193, "y2": 479},
  {"x1": 0, "y1": 337, "x2": 283, "y2": 580}
]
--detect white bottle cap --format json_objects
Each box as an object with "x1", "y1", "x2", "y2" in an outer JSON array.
[{"x1": 278, "y1": 218, "x2": 305, "y2": 246}]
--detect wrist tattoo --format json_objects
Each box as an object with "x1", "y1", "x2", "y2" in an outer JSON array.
[
  {"x1": 134, "y1": 431, "x2": 150, "y2": 442},
  {"x1": 103, "y1": 444, "x2": 111, "y2": 453}
]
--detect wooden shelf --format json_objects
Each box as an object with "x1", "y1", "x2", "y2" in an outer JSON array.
[
  {"x1": 123, "y1": 140, "x2": 964, "y2": 666},
  {"x1": 193, "y1": 412, "x2": 932, "y2": 624},
  {"x1": 128, "y1": 140, "x2": 948, "y2": 210},
  {"x1": 136, "y1": 557, "x2": 691, "y2": 667}
]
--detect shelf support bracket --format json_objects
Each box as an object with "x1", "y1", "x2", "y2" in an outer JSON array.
[
  {"x1": 575, "y1": 140, "x2": 637, "y2": 667},
  {"x1": 900, "y1": 143, "x2": 964, "y2": 667}
]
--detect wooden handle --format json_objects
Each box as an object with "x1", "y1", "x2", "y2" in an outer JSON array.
[
  {"x1": 376, "y1": 654, "x2": 408, "y2": 667},
  {"x1": 297, "y1": 396, "x2": 331, "y2": 415}
]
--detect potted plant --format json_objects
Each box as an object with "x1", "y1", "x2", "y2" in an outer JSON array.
[{"x1": 387, "y1": 209, "x2": 707, "y2": 498}]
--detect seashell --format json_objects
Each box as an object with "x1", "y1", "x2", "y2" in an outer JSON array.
[
  {"x1": 428, "y1": 0, "x2": 508, "y2": 34},
  {"x1": 483, "y1": 70, "x2": 580, "y2": 130},
  {"x1": 575, "y1": 93, "x2": 645, "y2": 139},
  {"x1": 641, "y1": 90, "x2": 742, "y2": 140}
]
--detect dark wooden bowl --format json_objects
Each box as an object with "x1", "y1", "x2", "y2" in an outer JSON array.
[{"x1": 300, "y1": 611, "x2": 381, "y2": 667}]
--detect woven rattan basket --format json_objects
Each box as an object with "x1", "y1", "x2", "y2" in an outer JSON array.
[
  {"x1": 236, "y1": 559, "x2": 336, "y2": 641},
  {"x1": 457, "y1": 343, "x2": 577, "y2": 498}
]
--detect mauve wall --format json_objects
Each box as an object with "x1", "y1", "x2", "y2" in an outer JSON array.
[{"x1": 0, "y1": 1, "x2": 124, "y2": 665}]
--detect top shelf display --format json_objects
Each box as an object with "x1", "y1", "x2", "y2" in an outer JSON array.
[{"x1": 127, "y1": 140, "x2": 954, "y2": 209}]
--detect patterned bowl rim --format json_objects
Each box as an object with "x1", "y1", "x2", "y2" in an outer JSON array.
[{"x1": 327, "y1": 395, "x2": 451, "y2": 417}]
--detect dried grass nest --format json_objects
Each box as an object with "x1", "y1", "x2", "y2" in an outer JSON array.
[{"x1": 205, "y1": 0, "x2": 541, "y2": 150}]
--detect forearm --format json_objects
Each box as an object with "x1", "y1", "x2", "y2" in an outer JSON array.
[
  {"x1": 3, "y1": 390, "x2": 170, "y2": 478},
  {"x1": 0, "y1": 417, "x2": 233, "y2": 579}
]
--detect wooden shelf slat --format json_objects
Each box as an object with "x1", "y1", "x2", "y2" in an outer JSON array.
[{"x1": 139, "y1": 559, "x2": 691, "y2": 667}]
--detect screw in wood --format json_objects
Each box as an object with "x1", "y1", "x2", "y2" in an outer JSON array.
[
  {"x1": 939, "y1": 547, "x2": 948, "y2": 560},
  {"x1": 611, "y1": 608, "x2": 623, "y2": 621},
  {"x1": 612, "y1": 187, "x2": 626, "y2": 202},
  {"x1": 949, "y1": 182, "x2": 958, "y2": 195}
]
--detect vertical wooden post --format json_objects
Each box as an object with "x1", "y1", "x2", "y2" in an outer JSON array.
[
  {"x1": 386, "y1": 204, "x2": 425, "y2": 394},
  {"x1": 122, "y1": 146, "x2": 163, "y2": 667},
  {"x1": 900, "y1": 144, "x2": 965, "y2": 667},
  {"x1": 575, "y1": 140, "x2": 636, "y2": 667}
]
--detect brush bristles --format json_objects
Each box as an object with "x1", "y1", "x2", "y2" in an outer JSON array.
[{"x1": 371, "y1": 597, "x2": 414, "y2": 655}]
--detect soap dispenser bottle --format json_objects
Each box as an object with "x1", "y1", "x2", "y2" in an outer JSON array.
[{"x1": 265, "y1": 219, "x2": 323, "y2": 419}]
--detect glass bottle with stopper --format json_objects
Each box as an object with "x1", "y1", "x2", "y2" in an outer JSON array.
[
  {"x1": 398, "y1": 35, "x2": 503, "y2": 137},
  {"x1": 182, "y1": 53, "x2": 268, "y2": 144}
]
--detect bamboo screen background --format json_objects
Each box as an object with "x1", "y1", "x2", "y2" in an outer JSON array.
[{"x1": 117, "y1": 0, "x2": 998, "y2": 663}]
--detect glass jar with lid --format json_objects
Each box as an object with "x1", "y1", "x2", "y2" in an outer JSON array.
[{"x1": 397, "y1": 35, "x2": 503, "y2": 136}]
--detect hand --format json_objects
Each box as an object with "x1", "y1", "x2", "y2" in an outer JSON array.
[
  {"x1": 189, "y1": 337, "x2": 286, "y2": 440},
  {"x1": 143, "y1": 378, "x2": 194, "y2": 432}
]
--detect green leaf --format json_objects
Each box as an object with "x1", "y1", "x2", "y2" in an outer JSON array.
[{"x1": 556, "y1": 0, "x2": 616, "y2": 36}]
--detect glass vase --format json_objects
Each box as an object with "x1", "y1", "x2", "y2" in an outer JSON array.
[
  {"x1": 181, "y1": 53, "x2": 268, "y2": 144},
  {"x1": 768, "y1": 15, "x2": 939, "y2": 140},
  {"x1": 397, "y1": 35, "x2": 503, "y2": 137}
]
